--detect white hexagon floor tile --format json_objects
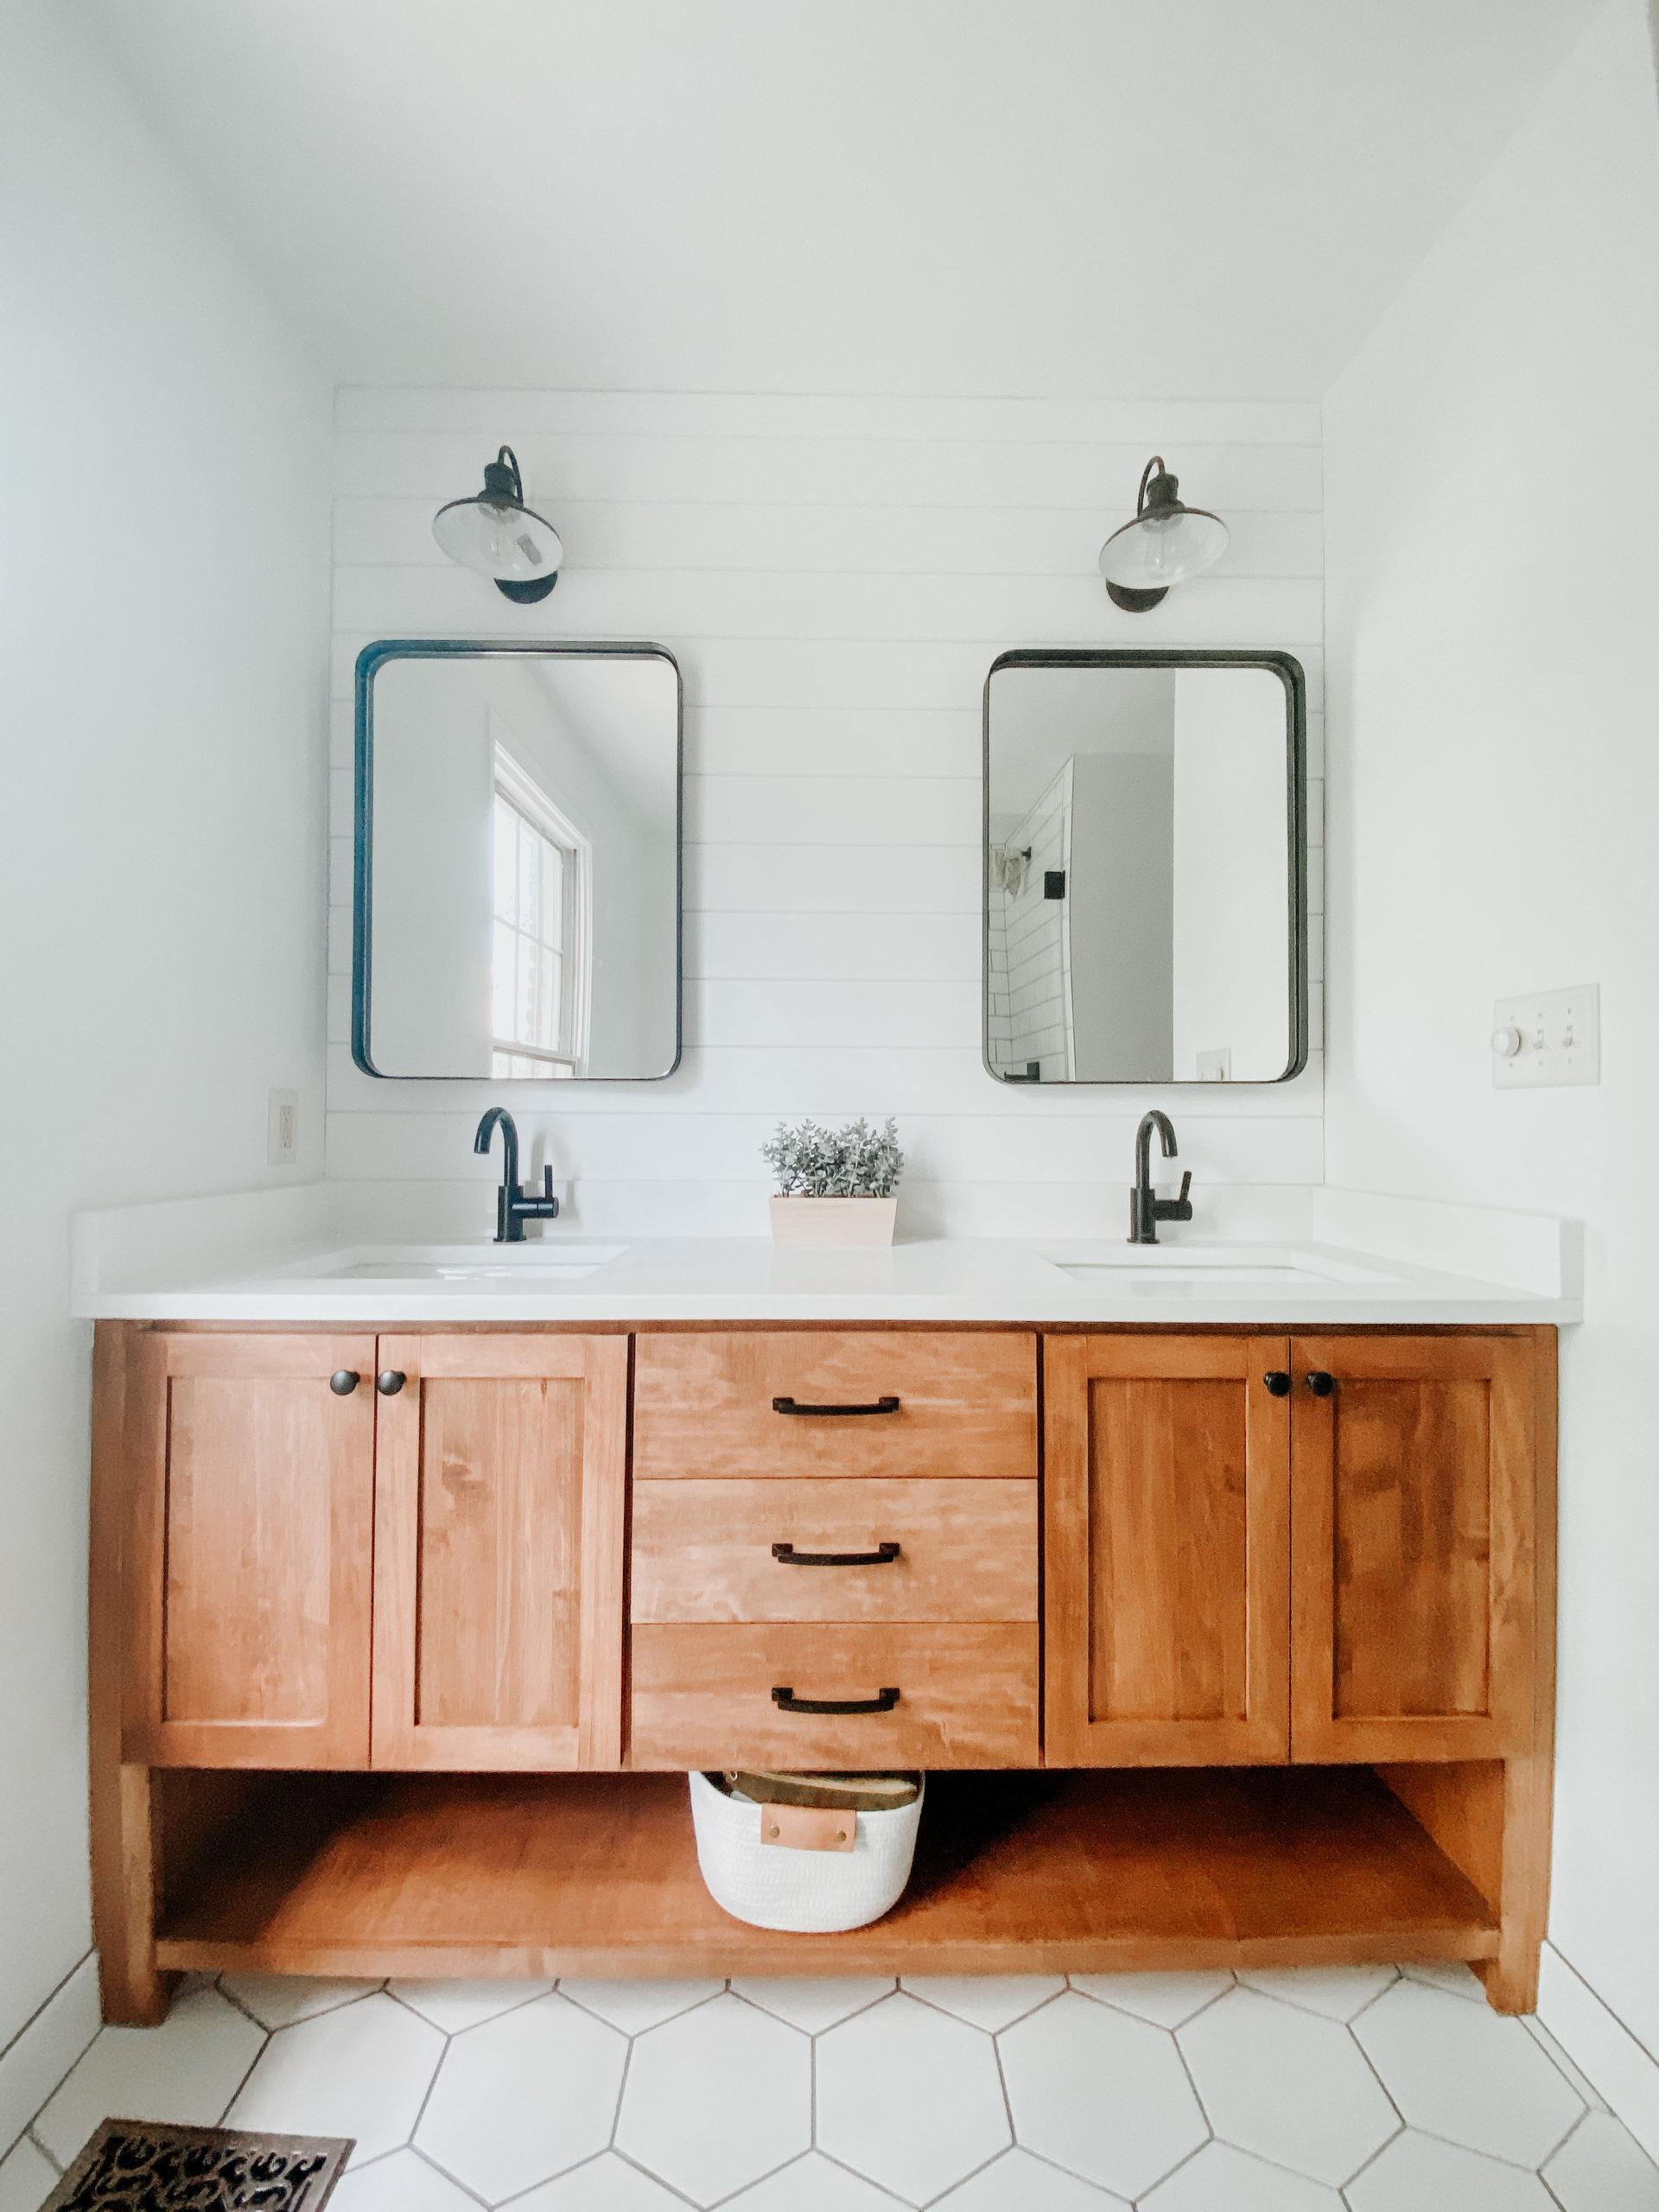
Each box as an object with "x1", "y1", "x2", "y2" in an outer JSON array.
[
  {"x1": 901, "y1": 1974, "x2": 1064, "y2": 2031},
  {"x1": 35, "y1": 1982, "x2": 266, "y2": 2164},
  {"x1": 1068, "y1": 1970, "x2": 1232, "y2": 2027},
  {"x1": 226, "y1": 1991, "x2": 443, "y2": 2167},
  {"x1": 415, "y1": 1992, "x2": 626, "y2": 2200},
  {"x1": 1545, "y1": 2113, "x2": 1659, "y2": 2209},
  {"x1": 0, "y1": 2136, "x2": 59, "y2": 2212},
  {"x1": 1345, "y1": 2130, "x2": 1556, "y2": 2209},
  {"x1": 386, "y1": 1976, "x2": 554, "y2": 2031},
  {"x1": 219, "y1": 1974, "x2": 382, "y2": 2030},
  {"x1": 327, "y1": 2148, "x2": 480, "y2": 2212},
  {"x1": 722, "y1": 2152, "x2": 915, "y2": 2207},
  {"x1": 616, "y1": 1990, "x2": 810, "y2": 2206},
  {"x1": 1236, "y1": 1964, "x2": 1397, "y2": 2021},
  {"x1": 512, "y1": 2153, "x2": 691, "y2": 2209},
  {"x1": 1000, "y1": 1987, "x2": 1206, "y2": 2199},
  {"x1": 557, "y1": 1978, "x2": 723, "y2": 2033},
  {"x1": 935, "y1": 2146, "x2": 1129, "y2": 2207},
  {"x1": 1353, "y1": 1979, "x2": 1585, "y2": 2167},
  {"x1": 1401, "y1": 1959, "x2": 1486, "y2": 2001},
  {"x1": 728, "y1": 1978, "x2": 894, "y2": 2032},
  {"x1": 817, "y1": 1990, "x2": 1011, "y2": 2203},
  {"x1": 1522, "y1": 2016, "x2": 1608, "y2": 2111},
  {"x1": 1140, "y1": 2141, "x2": 1344, "y2": 2210},
  {"x1": 1178, "y1": 1986, "x2": 1397, "y2": 2186}
]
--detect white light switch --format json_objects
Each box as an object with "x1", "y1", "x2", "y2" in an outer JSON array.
[{"x1": 1491, "y1": 984, "x2": 1599, "y2": 1089}]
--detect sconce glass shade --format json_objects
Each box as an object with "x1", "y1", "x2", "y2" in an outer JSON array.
[
  {"x1": 1098, "y1": 456, "x2": 1229, "y2": 611},
  {"x1": 433, "y1": 446, "x2": 563, "y2": 603}
]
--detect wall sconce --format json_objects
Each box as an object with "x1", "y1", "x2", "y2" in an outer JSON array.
[
  {"x1": 432, "y1": 445, "x2": 563, "y2": 604},
  {"x1": 1097, "y1": 455, "x2": 1229, "y2": 612}
]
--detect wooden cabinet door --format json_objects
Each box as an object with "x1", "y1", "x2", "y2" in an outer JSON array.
[
  {"x1": 372, "y1": 1333, "x2": 627, "y2": 1770},
  {"x1": 1045, "y1": 1334, "x2": 1291, "y2": 1765},
  {"x1": 1290, "y1": 1333, "x2": 1538, "y2": 1762},
  {"x1": 124, "y1": 1332, "x2": 376, "y2": 1767}
]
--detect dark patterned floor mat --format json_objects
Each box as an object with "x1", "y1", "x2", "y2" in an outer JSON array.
[{"x1": 42, "y1": 2121, "x2": 353, "y2": 2212}]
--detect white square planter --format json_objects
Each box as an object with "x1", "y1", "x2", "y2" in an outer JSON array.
[{"x1": 769, "y1": 1196, "x2": 898, "y2": 1248}]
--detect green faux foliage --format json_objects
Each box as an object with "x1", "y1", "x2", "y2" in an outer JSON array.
[{"x1": 762, "y1": 1116, "x2": 906, "y2": 1199}]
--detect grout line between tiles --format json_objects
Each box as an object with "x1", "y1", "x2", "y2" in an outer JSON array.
[
  {"x1": 404, "y1": 2143, "x2": 491, "y2": 2208},
  {"x1": 24, "y1": 2127, "x2": 62, "y2": 2177}
]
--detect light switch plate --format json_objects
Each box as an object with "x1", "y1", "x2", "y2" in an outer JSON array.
[{"x1": 1491, "y1": 983, "x2": 1599, "y2": 1089}]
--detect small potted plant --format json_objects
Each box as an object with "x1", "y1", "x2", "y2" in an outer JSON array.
[{"x1": 763, "y1": 1118, "x2": 905, "y2": 1247}]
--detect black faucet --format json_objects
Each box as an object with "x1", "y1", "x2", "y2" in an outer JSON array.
[
  {"x1": 474, "y1": 1107, "x2": 561, "y2": 1243},
  {"x1": 1128, "y1": 1110, "x2": 1193, "y2": 1245}
]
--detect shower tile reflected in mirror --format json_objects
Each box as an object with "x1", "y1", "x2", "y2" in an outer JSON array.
[{"x1": 983, "y1": 652, "x2": 1306, "y2": 1086}]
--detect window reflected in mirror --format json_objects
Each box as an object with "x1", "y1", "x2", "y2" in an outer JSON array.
[
  {"x1": 355, "y1": 644, "x2": 680, "y2": 1081},
  {"x1": 984, "y1": 652, "x2": 1306, "y2": 1085}
]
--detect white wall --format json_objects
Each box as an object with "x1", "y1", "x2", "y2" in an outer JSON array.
[
  {"x1": 327, "y1": 391, "x2": 1326, "y2": 1233},
  {"x1": 1172, "y1": 668, "x2": 1296, "y2": 1080},
  {"x1": 1324, "y1": 0, "x2": 1659, "y2": 2102},
  {"x1": 0, "y1": 0, "x2": 331, "y2": 2053},
  {"x1": 1068, "y1": 751, "x2": 1175, "y2": 1082}
]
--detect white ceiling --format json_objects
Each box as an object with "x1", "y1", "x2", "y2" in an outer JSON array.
[{"x1": 85, "y1": 0, "x2": 1598, "y2": 398}]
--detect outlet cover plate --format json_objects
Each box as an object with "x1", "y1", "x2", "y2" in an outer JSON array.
[
  {"x1": 1492, "y1": 983, "x2": 1599, "y2": 1089},
  {"x1": 267, "y1": 1087, "x2": 299, "y2": 1165}
]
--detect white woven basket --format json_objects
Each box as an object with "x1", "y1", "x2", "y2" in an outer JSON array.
[{"x1": 689, "y1": 1771, "x2": 925, "y2": 1933}]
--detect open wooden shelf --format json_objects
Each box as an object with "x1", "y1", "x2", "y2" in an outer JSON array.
[{"x1": 155, "y1": 1765, "x2": 1500, "y2": 1981}]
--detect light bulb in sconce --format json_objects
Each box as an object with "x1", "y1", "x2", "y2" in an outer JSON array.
[
  {"x1": 433, "y1": 445, "x2": 563, "y2": 603},
  {"x1": 1098, "y1": 455, "x2": 1229, "y2": 612}
]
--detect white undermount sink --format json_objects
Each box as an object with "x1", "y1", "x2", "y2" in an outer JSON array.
[
  {"x1": 293, "y1": 1243, "x2": 627, "y2": 1286},
  {"x1": 1035, "y1": 1243, "x2": 1396, "y2": 1289}
]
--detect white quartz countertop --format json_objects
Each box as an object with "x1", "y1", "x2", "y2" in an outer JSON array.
[{"x1": 69, "y1": 1185, "x2": 1582, "y2": 1325}]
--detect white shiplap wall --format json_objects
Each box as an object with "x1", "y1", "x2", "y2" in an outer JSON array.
[{"x1": 327, "y1": 389, "x2": 1324, "y2": 1237}]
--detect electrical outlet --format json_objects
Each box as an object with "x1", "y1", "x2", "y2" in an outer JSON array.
[
  {"x1": 267, "y1": 1087, "x2": 300, "y2": 1165},
  {"x1": 1491, "y1": 983, "x2": 1600, "y2": 1089}
]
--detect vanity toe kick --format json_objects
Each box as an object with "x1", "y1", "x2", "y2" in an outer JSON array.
[{"x1": 629, "y1": 1622, "x2": 1040, "y2": 1769}]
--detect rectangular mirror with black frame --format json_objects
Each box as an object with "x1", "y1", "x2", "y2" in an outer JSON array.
[
  {"x1": 984, "y1": 649, "x2": 1306, "y2": 1085},
  {"x1": 353, "y1": 639, "x2": 682, "y2": 1081}
]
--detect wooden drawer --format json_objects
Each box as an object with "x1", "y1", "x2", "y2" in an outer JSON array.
[
  {"x1": 632, "y1": 1332, "x2": 1038, "y2": 1480},
  {"x1": 630, "y1": 1624, "x2": 1039, "y2": 1769},
  {"x1": 632, "y1": 1479, "x2": 1038, "y2": 1624}
]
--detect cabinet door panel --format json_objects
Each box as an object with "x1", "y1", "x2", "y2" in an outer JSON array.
[
  {"x1": 1045, "y1": 1334, "x2": 1290, "y2": 1765},
  {"x1": 124, "y1": 1332, "x2": 376, "y2": 1767},
  {"x1": 372, "y1": 1333, "x2": 626, "y2": 1769},
  {"x1": 1291, "y1": 1333, "x2": 1536, "y2": 1762}
]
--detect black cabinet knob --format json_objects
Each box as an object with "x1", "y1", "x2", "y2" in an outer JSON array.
[
  {"x1": 1262, "y1": 1371, "x2": 1292, "y2": 1397},
  {"x1": 376, "y1": 1370, "x2": 407, "y2": 1396},
  {"x1": 328, "y1": 1370, "x2": 359, "y2": 1396},
  {"x1": 1306, "y1": 1370, "x2": 1337, "y2": 1396}
]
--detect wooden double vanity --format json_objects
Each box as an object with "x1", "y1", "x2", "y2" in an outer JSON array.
[{"x1": 88, "y1": 1311, "x2": 1555, "y2": 2022}]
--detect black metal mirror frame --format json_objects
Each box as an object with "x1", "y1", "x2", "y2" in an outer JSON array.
[
  {"x1": 353, "y1": 638, "x2": 684, "y2": 1082},
  {"x1": 981, "y1": 646, "x2": 1309, "y2": 1086}
]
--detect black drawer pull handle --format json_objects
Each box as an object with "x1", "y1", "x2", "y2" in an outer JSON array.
[
  {"x1": 1263, "y1": 1370, "x2": 1292, "y2": 1397},
  {"x1": 772, "y1": 1395, "x2": 901, "y2": 1417},
  {"x1": 1306, "y1": 1370, "x2": 1337, "y2": 1397},
  {"x1": 771, "y1": 1685, "x2": 900, "y2": 1715},
  {"x1": 376, "y1": 1370, "x2": 407, "y2": 1396},
  {"x1": 328, "y1": 1370, "x2": 359, "y2": 1396},
  {"x1": 772, "y1": 1541, "x2": 901, "y2": 1568}
]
